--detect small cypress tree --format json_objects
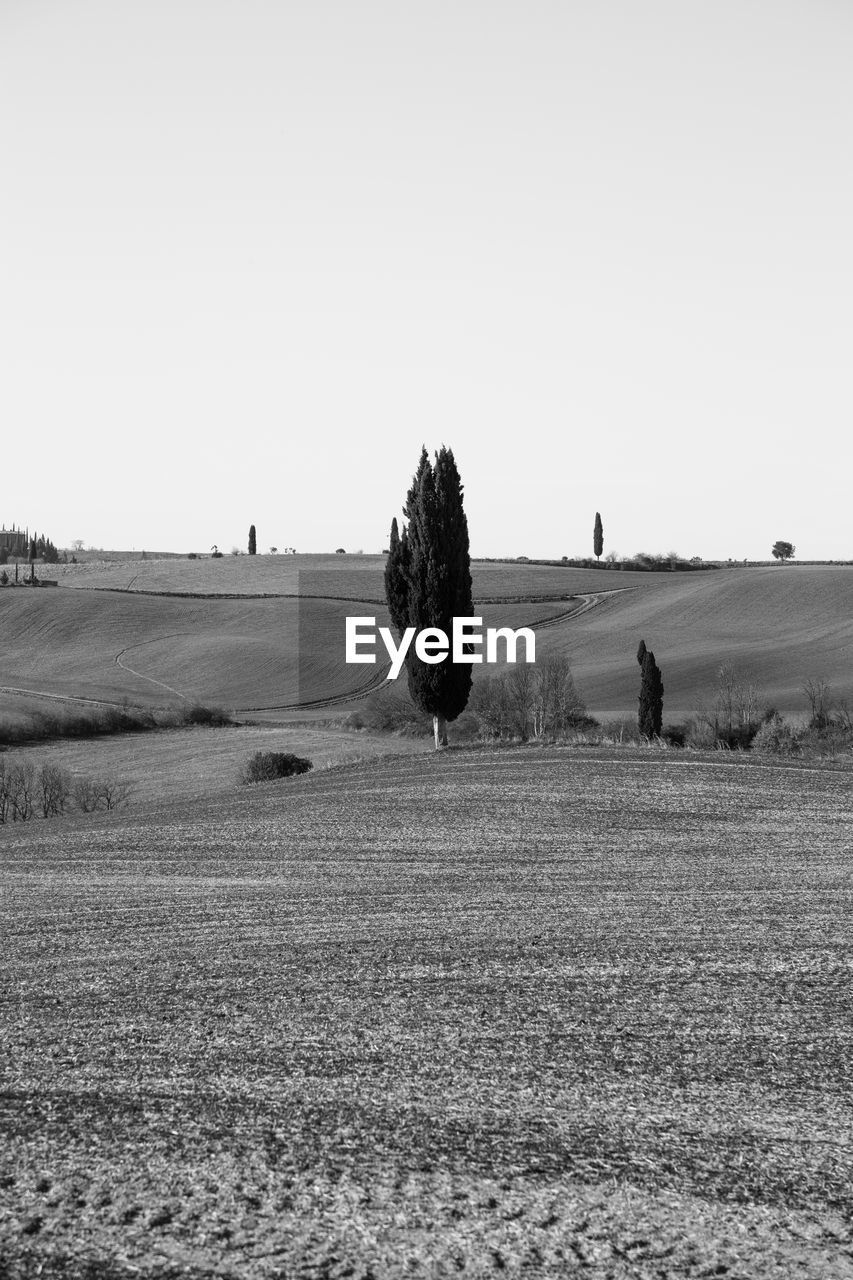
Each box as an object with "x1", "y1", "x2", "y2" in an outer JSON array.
[
  {"x1": 593, "y1": 512, "x2": 603, "y2": 561},
  {"x1": 637, "y1": 638, "x2": 647, "y2": 667},
  {"x1": 248, "y1": 525, "x2": 257, "y2": 555},
  {"x1": 638, "y1": 649, "x2": 664, "y2": 738},
  {"x1": 384, "y1": 516, "x2": 410, "y2": 637}
]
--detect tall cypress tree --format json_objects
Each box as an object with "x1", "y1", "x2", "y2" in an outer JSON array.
[
  {"x1": 386, "y1": 446, "x2": 474, "y2": 748},
  {"x1": 638, "y1": 649, "x2": 664, "y2": 738},
  {"x1": 431, "y1": 446, "x2": 474, "y2": 729},
  {"x1": 593, "y1": 512, "x2": 603, "y2": 561},
  {"x1": 248, "y1": 525, "x2": 257, "y2": 555}
]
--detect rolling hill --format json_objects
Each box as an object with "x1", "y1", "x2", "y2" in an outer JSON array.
[{"x1": 0, "y1": 556, "x2": 850, "y2": 722}]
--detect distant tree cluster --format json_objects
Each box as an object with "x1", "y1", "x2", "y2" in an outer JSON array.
[
  {"x1": 0, "y1": 527, "x2": 60, "y2": 564},
  {"x1": 0, "y1": 758, "x2": 132, "y2": 823},
  {"x1": 469, "y1": 652, "x2": 590, "y2": 741}
]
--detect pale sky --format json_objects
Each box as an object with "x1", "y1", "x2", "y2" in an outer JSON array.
[{"x1": 2, "y1": 1, "x2": 851, "y2": 560}]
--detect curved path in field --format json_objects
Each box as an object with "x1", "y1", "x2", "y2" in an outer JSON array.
[
  {"x1": 0, "y1": 589, "x2": 630, "y2": 716},
  {"x1": 114, "y1": 635, "x2": 192, "y2": 700},
  {"x1": 237, "y1": 590, "x2": 631, "y2": 713}
]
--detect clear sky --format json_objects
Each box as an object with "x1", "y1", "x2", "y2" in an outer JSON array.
[{"x1": 2, "y1": 1, "x2": 851, "y2": 560}]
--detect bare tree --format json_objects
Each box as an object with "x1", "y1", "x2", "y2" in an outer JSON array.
[
  {"x1": 0, "y1": 760, "x2": 11, "y2": 824},
  {"x1": 10, "y1": 761, "x2": 36, "y2": 821},
  {"x1": 37, "y1": 763, "x2": 73, "y2": 818},
  {"x1": 98, "y1": 778, "x2": 133, "y2": 811},
  {"x1": 74, "y1": 777, "x2": 101, "y2": 813},
  {"x1": 470, "y1": 654, "x2": 586, "y2": 742},
  {"x1": 715, "y1": 663, "x2": 738, "y2": 736},
  {"x1": 735, "y1": 679, "x2": 762, "y2": 729},
  {"x1": 531, "y1": 653, "x2": 586, "y2": 739},
  {"x1": 835, "y1": 699, "x2": 853, "y2": 733},
  {"x1": 803, "y1": 678, "x2": 832, "y2": 731}
]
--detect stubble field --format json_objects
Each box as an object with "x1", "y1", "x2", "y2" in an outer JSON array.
[{"x1": 2, "y1": 748, "x2": 852, "y2": 1278}]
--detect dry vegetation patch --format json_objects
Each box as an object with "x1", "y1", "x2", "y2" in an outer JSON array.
[{"x1": 1, "y1": 750, "x2": 851, "y2": 1276}]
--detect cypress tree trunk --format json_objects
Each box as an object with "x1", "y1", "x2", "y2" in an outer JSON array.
[{"x1": 433, "y1": 714, "x2": 448, "y2": 748}]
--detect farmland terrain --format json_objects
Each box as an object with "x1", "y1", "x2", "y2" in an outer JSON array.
[
  {"x1": 2, "y1": 556, "x2": 851, "y2": 721},
  {"x1": 2, "y1": 749, "x2": 851, "y2": 1277},
  {"x1": 8, "y1": 725, "x2": 431, "y2": 807}
]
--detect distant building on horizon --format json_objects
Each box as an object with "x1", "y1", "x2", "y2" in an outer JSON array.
[{"x1": 0, "y1": 525, "x2": 29, "y2": 556}]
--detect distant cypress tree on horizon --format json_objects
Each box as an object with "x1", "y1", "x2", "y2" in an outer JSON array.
[
  {"x1": 594, "y1": 512, "x2": 604, "y2": 561},
  {"x1": 248, "y1": 524, "x2": 257, "y2": 555},
  {"x1": 638, "y1": 648, "x2": 664, "y2": 738}
]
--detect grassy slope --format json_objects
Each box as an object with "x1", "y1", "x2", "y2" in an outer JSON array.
[
  {"x1": 2, "y1": 559, "x2": 851, "y2": 720},
  {"x1": 0, "y1": 588, "x2": 568, "y2": 714},
  {"x1": 8, "y1": 725, "x2": 430, "y2": 806},
  {"x1": 538, "y1": 565, "x2": 853, "y2": 719},
  {"x1": 1, "y1": 749, "x2": 851, "y2": 1277}
]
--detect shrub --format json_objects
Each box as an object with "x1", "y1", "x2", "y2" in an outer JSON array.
[
  {"x1": 177, "y1": 704, "x2": 232, "y2": 727},
  {"x1": 685, "y1": 718, "x2": 718, "y2": 750},
  {"x1": 751, "y1": 713, "x2": 800, "y2": 756},
  {"x1": 661, "y1": 723, "x2": 687, "y2": 747},
  {"x1": 342, "y1": 690, "x2": 429, "y2": 735},
  {"x1": 240, "y1": 752, "x2": 313, "y2": 785},
  {"x1": 597, "y1": 718, "x2": 643, "y2": 745}
]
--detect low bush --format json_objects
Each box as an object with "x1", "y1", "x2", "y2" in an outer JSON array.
[
  {"x1": 0, "y1": 701, "x2": 232, "y2": 748},
  {"x1": 661, "y1": 723, "x2": 688, "y2": 747},
  {"x1": 751, "y1": 713, "x2": 801, "y2": 756},
  {"x1": 685, "y1": 718, "x2": 718, "y2": 750},
  {"x1": 176, "y1": 704, "x2": 232, "y2": 728},
  {"x1": 342, "y1": 691, "x2": 429, "y2": 736},
  {"x1": 240, "y1": 751, "x2": 313, "y2": 785},
  {"x1": 595, "y1": 719, "x2": 643, "y2": 745}
]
